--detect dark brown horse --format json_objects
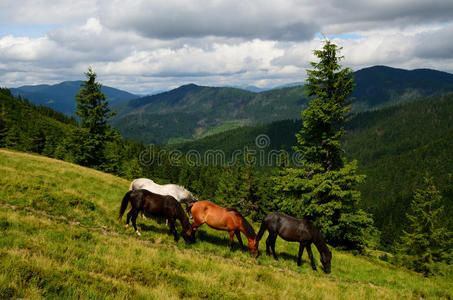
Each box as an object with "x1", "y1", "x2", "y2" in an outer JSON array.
[
  {"x1": 256, "y1": 212, "x2": 332, "y2": 273},
  {"x1": 187, "y1": 201, "x2": 259, "y2": 257},
  {"x1": 119, "y1": 189, "x2": 192, "y2": 243}
]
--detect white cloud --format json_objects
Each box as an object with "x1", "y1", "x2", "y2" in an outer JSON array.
[{"x1": 1, "y1": 0, "x2": 453, "y2": 93}]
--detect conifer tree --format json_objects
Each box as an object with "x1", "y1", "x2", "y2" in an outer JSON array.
[
  {"x1": 399, "y1": 178, "x2": 451, "y2": 276},
  {"x1": 74, "y1": 67, "x2": 116, "y2": 167},
  {"x1": 273, "y1": 40, "x2": 373, "y2": 249}
]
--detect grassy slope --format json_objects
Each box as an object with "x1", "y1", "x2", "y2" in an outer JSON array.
[{"x1": 0, "y1": 149, "x2": 451, "y2": 299}]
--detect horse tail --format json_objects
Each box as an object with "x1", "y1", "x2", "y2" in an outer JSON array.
[
  {"x1": 119, "y1": 190, "x2": 133, "y2": 221},
  {"x1": 129, "y1": 179, "x2": 135, "y2": 191},
  {"x1": 256, "y1": 219, "x2": 267, "y2": 242}
]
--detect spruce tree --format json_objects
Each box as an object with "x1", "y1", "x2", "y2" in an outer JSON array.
[
  {"x1": 399, "y1": 178, "x2": 451, "y2": 276},
  {"x1": 273, "y1": 40, "x2": 373, "y2": 250},
  {"x1": 74, "y1": 67, "x2": 116, "y2": 167}
]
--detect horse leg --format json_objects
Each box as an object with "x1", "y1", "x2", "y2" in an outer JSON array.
[
  {"x1": 131, "y1": 209, "x2": 141, "y2": 236},
  {"x1": 229, "y1": 231, "x2": 235, "y2": 251},
  {"x1": 235, "y1": 231, "x2": 244, "y2": 250},
  {"x1": 266, "y1": 232, "x2": 278, "y2": 260},
  {"x1": 265, "y1": 235, "x2": 271, "y2": 255},
  {"x1": 297, "y1": 242, "x2": 306, "y2": 266},
  {"x1": 169, "y1": 218, "x2": 178, "y2": 241},
  {"x1": 126, "y1": 208, "x2": 133, "y2": 228},
  {"x1": 306, "y1": 243, "x2": 317, "y2": 270}
]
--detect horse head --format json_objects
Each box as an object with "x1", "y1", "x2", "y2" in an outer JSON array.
[{"x1": 248, "y1": 239, "x2": 259, "y2": 258}]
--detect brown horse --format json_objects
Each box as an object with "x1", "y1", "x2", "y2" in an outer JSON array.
[{"x1": 188, "y1": 201, "x2": 259, "y2": 257}]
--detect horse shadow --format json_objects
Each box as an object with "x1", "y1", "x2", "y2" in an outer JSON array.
[
  {"x1": 138, "y1": 223, "x2": 169, "y2": 235},
  {"x1": 194, "y1": 230, "x2": 246, "y2": 250}
]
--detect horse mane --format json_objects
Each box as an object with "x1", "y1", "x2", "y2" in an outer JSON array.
[{"x1": 226, "y1": 207, "x2": 256, "y2": 239}]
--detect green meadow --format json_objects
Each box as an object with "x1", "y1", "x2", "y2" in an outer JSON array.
[{"x1": 0, "y1": 149, "x2": 452, "y2": 299}]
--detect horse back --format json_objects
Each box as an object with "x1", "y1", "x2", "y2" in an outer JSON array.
[
  {"x1": 265, "y1": 213, "x2": 314, "y2": 242},
  {"x1": 191, "y1": 201, "x2": 242, "y2": 230}
]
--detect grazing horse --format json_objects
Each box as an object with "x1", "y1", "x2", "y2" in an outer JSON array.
[
  {"x1": 188, "y1": 201, "x2": 259, "y2": 258},
  {"x1": 129, "y1": 178, "x2": 197, "y2": 203},
  {"x1": 119, "y1": 189, "x2": 193, "y2": 243},
  {"x1": 256, "y1": 212, "x2": 332, "y2": 273}
]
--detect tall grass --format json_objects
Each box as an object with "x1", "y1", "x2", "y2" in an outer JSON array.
[{"x1": 0, "y1": 149, "x2": 452, "y2": 299}]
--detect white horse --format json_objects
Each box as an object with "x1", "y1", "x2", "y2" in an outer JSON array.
[{"x1": 129, "y1": 178, "x2": 197, "y2": 204}]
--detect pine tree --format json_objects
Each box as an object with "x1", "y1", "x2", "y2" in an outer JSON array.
[
  {"x1": 273, "y1": 40, "x2": 373, "y2": 250},
  {"x1": 74, "y1": 67, "x2": 116, "y2": 167},
  {"x1": 399, "y1": 178, "x2": 451, "y2": 276}
]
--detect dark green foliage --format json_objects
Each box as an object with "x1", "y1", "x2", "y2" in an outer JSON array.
[
  {"x1": 75, "y1": 68, "x2": 116, "y2": 136},
  {"x1": 273, "y1": 40, "x2": 373, "y2": 250},
  {"x1": 0, "y1": 88, "x2": 72, "y2": 155},
  {"x1": 344, "y1": 93, "x2": 453, "y2": 247},
  {"x1": 74, "y1": 67, "x2": 117, "y2": 167},
  {"x1": 398, "y1": 178, "x2": 452, "y2": 276},
  {"x1": 214, "y1": 156, "x2": 263, "y2": 221},
  {"x1": 298, "y1": 40, "x2": 355, "y2": 171}
]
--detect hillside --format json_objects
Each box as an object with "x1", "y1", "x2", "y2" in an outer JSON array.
[
  {"x1": 0, "y1": 88, "x2": 76, "y2": 156},
  {"x1": 111, "y1": 66, "x2": 453, "y2": 144},
  {"x1": 1, "y1": 149, "x2": 452, "y2": 299},
  {"x1": 10, "y1": 81, "x2": 139, "y2": 115},
  {"x1": 111, "y1": 84, "x2": 306, "y2": 144},
  {"x1": 173, "y1": 93, "x2": 453, "y2": 246}
]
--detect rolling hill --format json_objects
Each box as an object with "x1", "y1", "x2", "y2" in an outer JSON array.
[
  {"x1": 111, "y1": 66, "x2": 453, "y2": 144},
  {"x1": 173, "y1": 93, "x2": 453, "y2": 246},
  {"x1": 10, "y1": 81, "x2": 139, "y2": 115},
  {"x1": 1, "y1": 149, "x2": 451, "y2": 299}
]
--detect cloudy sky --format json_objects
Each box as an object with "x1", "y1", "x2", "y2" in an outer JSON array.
[{"x1": 1, "y1": 0, "x2": 453, "y2": 94}]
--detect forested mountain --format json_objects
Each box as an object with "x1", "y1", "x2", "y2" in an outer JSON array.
[
  {"x1": 112, "y1": 84, "x2": 306, "y2": 144},
  {"x1": 353, "y1": 66, "x2": 453, "y2": 110},
  {"x1": 112, "y1": 66, "x2": 453, "y2": 144},
  {"x1": 173, "y1": 93, "x2": 453, "y2": 246},
  {"x1": 10, "y1": 81, "x2": 139, "y2": 115}
]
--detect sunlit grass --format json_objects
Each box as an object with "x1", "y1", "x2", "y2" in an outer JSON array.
[{"x1": 1, "y1": 149, "x2": 452, "y2": 299}]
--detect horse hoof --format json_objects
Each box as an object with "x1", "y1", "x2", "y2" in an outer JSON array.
[
  {"x1": 136, "y1": 231, "x2": 141, "y2": 236},
  {"x1": 124, "y1": 224, "x2": 129, "y2": 228}
]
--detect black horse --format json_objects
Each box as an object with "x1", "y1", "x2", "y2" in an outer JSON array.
[
  {"x1": 256, "y1": 212, "x2": 332, "y2": 273},
  {"x1": 119, "y1": 189, "x2": 193, "y2": 243}
]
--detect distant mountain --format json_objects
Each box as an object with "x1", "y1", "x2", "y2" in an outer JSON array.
[
  {"x1": 240, "y1": 85, "x2": 267, "y2": 92},
  {"x1": 10, "y1": 81, "x2": 140, "y2": 115},
  {"x1": 352, "y1": 65, "x2": 453, "y2": 110},
  {"x1": 112, "y1": 66, "x2": 453, "y2": 144},
  {"x1": 112, "y1": 84, "x2": 306, "y2": 144}
]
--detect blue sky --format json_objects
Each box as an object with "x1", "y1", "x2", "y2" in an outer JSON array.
[
  {"x1": 0, "y1": 24, "x2": 53, "y2": 38},
  {"x1": 1, "y1": 0, "x2": 453, "y2": 94}
]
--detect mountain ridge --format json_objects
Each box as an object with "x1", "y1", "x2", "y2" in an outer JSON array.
[
  {"x1": 112, "y1": 65, "x2": 453, "y2": 144},
  {"x1": 10, "y1": 80, "x2": 140, "y2": 115}
]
